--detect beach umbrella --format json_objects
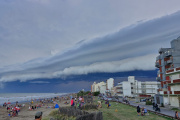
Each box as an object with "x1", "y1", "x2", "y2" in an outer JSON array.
[{"x1": 7, "y1": 102, "x2": 11, "y2": 104}]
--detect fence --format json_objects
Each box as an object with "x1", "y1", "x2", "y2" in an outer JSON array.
[{"x1": 58, "y1": 106, "x2": 103, "y2": 120}]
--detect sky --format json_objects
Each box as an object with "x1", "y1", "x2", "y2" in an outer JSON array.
[{"x1": 0, "y1": 0, "x2": 180, "y2": 93}]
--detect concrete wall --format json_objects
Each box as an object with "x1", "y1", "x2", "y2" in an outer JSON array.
[
  {"x1": 107, "y1": 78, "x2": 114, "y2": 90},
  {"x1": 170, "y1": 74, "x2": 180, "y2": 80},
  {"x1": 122, "y1": 82, "x2": 131, "y2": 97},
  {"x1": 171, "y1": 85, "x2": 180, "y2": 91},
  {"x1": 163, "y1": 96, "x2": 169, "y2": 105},
  {"x1": 170, "y1": 96, "x2": 179, "y2": 107},
  {"x1": 128, "y1": 76, "x2": 135, "y2": 83},
  {"x1": 100, "y1": 85, "x2": 106, "y2": 94},
  {"x1": 171, "y1": 37, "x2": 180, "y2": 50},
  {"x1": 134, "y1": 81, "x2": 142, "y2": 94}
]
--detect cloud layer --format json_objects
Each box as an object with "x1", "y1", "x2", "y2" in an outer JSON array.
[
  {"x1": 1, "y1": 0, "x2": 180, "y2": 67},
  {"x1": 0, "y1": 10, "x2": 180, "y2": 83}
]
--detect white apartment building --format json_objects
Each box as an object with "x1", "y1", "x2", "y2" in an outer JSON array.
[
  {"x1": 106, "y1": 78, "x2": 114, "y2": 90},
  {"x1": 91, "y1": 78, "x2": 114, "y2": 95},
  {"x1": 116, "y1": 76, "x2": 160, "y2": 98},
  {"x1": 91, "y1": 81, "x2": 106, "y2": 94},
  {"x1": 158, "y1": 67, "x2": 180, "y2": 107}
]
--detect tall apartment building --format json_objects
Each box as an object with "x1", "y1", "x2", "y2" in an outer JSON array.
[
  {"x1": 106, "y1": 78, "x2": 114, "y2": 90},
  {"x1": 155, "y1": 37, "x2": 180, "y2": 105},
  {"x1": 165, "y1": 67, "x2": 180, "y2": 107},
  {"x1": 116, "y1": 76, "x2": 160, "y2": 98}
]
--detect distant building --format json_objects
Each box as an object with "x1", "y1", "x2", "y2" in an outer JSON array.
[
  {"x1": 91, "y1": 81, "x2": 106, "y2": 94},
  {"x1": 91, "y1": 78, "x2": 114, "y2": 95},
  {"x1": 155, "y1": 37, "x2": 180, "y2": 105},
  {"x1": 99, "y1": 82, "x2": 106, "y2": 94},
  {"x1": 116, "y1": 76, "x2": 160, "y2": 98},
  {"x1": 91, "y1": 82, "x2": 99, "y2": 92},
  {"x1": 106, "y1": 78, "x2": 114, "y2": 90}
]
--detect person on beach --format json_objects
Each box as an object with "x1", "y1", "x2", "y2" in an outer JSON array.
[
  {"x1": 137, "y1": 105, "x2": 141, "y2": 116},
  {"x1": 71, "y1": 98, "x2": 74, "y2": 106},
  {"x1": 35, "y1": 111, "x2": 43, "y2": 120},
  {"x1": 141, "y1": 107, "x2": 145, "y2": 116},
  {"x1": 107, "y1": 100, "x2": 110, "y2": 108}
]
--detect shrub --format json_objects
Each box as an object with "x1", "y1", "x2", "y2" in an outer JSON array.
[
  {"x1": 93, "y1": 91, "x2": 100, "y2": 96},
  {"x1": 161, "y1": 103, "x2": 164, "y2": 107},
  {"x1": 146, "y1": 101, "x2": 152, "y2": 105},
  {"x1": 77, "y1": 91, "x2": 91, "y2": 97}
]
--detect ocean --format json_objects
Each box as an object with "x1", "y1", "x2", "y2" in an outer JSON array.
[{"x1": 0, "y1": 93, "x2": 66, "y2": 105}]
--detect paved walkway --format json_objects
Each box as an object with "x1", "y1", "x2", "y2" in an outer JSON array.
[{"x1": 119, "y1": 99, "x2": 179, "y2": 118}]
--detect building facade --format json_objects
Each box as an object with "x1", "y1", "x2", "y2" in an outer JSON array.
[
  {"x1": 162, "y1": 67, "x2": 180, "y2": 107},
  {"x1": 106, "y1": 78, "x2": 114, "y2": 90},
  {"x1": 116, "y1": 76, "x2": 160, "y2": 98},
  {"x1": 155, "y1": 37, "x2": 180, "y2": 105}
]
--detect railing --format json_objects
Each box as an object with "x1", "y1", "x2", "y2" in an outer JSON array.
[
  {"x1": 165, "y1": 50, "x2": 172, "y2": 57},
  {"x1": 155, "y1": 62, "x2": 160, "y2": 68},
  {"x1": 167, "y1": 59, "x2": 173, "y2": 64},
  {"x1": 156, "y1": 77, "x2": 161, "y2": 82},
  {"x1": 159, "y1": 48, "x2": 164, "y2": 53},
  {"x1": 156, "y1": 55, "x2": 161, "y2": 61}
]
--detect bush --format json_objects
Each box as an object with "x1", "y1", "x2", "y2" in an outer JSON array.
[
  {"x1": 161, "y1": 103, "x2": 164, "y2": 107},
  {"x1": 77, "y1": 91, "x2": 91, "y2": 97},
  {"x1": 146, "y1": 101, "x2": 152, "y2": 105},
  {"x1": 93, "y1": 91, "x2": 100, "y2": 96}
]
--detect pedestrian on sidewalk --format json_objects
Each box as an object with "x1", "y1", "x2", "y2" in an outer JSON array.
[{"x1": 175, "y1": 111, "x2": 179, "y2": 119}]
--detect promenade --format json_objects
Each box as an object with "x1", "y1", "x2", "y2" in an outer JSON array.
[{"x1": 119, "y1": 99, "x2": 179, "y2": 118}]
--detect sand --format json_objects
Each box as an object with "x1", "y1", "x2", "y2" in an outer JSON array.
[{"x1": 0, "y1": 98, "x2": 70, "y2": 120}]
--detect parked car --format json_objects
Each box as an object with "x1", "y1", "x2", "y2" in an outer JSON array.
[{"x1": 141, "y1": 98, "x2": 147, "y2": 102}]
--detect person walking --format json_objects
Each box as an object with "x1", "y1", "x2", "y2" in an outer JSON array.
[{"x1": 175, "y1": 111, "x2": 179, "y2": 119}]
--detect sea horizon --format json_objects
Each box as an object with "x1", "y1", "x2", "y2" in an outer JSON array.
[{"x1": 0, "y1": 93, "x2": 67, "y2": 105}]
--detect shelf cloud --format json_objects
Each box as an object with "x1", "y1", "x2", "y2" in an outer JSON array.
[{"x1": 0, "y1": 10, "x2": 180, "y2": 83}]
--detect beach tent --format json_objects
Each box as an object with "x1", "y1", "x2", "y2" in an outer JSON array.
[{"x1": 55, "y1": 104, "x2": 59, "y2": 108}]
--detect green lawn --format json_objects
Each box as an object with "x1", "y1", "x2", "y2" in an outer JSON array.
[
  {"x1": 43, "y1": 97, "x2": 172, "y2": 120},
  {"x1": 95, "y1": 98, "x2": 171, "y2": 120}
]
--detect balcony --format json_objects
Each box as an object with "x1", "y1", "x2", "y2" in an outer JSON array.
[
  {"x1": 157, "y1": 70, "x2": 161, "y2": 75},
  {"x1": 155, "y1": 62, "x2": 160, "y2": 68},
  {"x1": 117, "y1": 92, "x2": 123, "y2": 94},
  {"x1": 156, "y1": 77, "x2": 161, "y2": 82},
  {"x1": 165, "y1": 51, "x2": 172, "y2": 57},
  {"x1": 167, "y1": 59, "x2": 173, "y2": 64},
  {"x1": 159, "y1": 48, "x2": 164, "y2": 54},
  {"x1": 116, "y1": 87, "x2": 123, "y2": 89},
  {"x1": 156, "y1": 55, "x2": 161, "y2": 61}
]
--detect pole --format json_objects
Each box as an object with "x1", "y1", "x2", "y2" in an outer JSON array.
[{"x1": 166, "y1": 83, "x2": 170, "y2": 108}]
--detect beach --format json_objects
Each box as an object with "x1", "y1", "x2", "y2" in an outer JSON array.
[{"x1": 0, "y1": 94, "x2": 72, "y2": 120}]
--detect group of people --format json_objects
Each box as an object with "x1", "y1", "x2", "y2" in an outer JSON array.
[
  {"x1": 5, "y1": 103, "x2": 21, "y2": 117},
  {"x1": 70, "y1": 96, "x2": 85, "y2": 109},
  {"x1": 137, "y1": 105, "x2": 148, "y2": 116},
  {"x1": 28, "y1": 105, "x2": 41, "y2": 110}
]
